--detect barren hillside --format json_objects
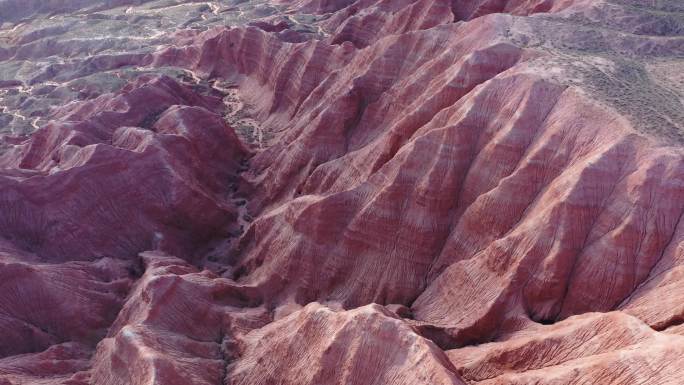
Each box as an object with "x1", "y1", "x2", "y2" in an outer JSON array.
[{"x1": 0, "y1": 0, "x2": 683, "y2": 384}]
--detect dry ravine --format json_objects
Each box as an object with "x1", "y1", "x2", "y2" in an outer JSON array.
[{"x1": 1, "y1": 0, "x2": 684, "y2": 384}]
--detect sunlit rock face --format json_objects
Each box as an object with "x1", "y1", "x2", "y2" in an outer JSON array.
[{"x1": 1, "y1": 0, "x2": 684, "y2": 384}]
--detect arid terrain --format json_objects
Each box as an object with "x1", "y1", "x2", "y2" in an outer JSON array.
[{"x1": 1, "y1": 0, "x2": 684, "y2": 384}]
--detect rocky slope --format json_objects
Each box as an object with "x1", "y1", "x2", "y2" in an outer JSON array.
[{"x1": 1, "y1": 0, "x2": 684, "y2": 384}]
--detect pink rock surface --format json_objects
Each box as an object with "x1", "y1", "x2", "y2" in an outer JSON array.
[
  {"x1": 0, "y1": 253, "x2": 131, "y2": 358},
  {"x1": 1, "y1": 0, "x2": 684, "y2": 384},
  {"x1": 228, "y1": 303, "x2": 465, "y2": 385},
  {"x1": 446, "y1": 311, "x2": 684, "y2": 384},
  {"x1": 0, "y1": 342, "x2": 92, "y2": 385},
  {"x1": 0, "y1": 76, "x2": 248, "y2": 262},
  {"x1": 91, "y1": 252, "x2": 269, "y2": 385}
]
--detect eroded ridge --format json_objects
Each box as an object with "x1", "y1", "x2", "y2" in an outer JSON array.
[{"x1": 1, "y1": 0, "x2": 684, "y2": 384}]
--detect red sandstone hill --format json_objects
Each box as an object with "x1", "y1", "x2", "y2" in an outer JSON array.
[{"x1": 0, "y1": 0, "x2": 683, "y2": 384}]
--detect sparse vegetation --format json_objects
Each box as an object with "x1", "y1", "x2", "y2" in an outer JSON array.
[{"x1": 505, "y1": 3, "x2": 684, "y2": 144}]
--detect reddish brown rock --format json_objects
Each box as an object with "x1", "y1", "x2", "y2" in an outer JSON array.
[
  {"x1": 0, "y1": 253, "x2": 131, "y2": 358},
  {"x1": 91, "y1": 252, "x2": 268, "y2": 385},
  {"x1": 1, "y1": 0, "x2": 684, "y2": 384},
  {"x1": 227, "y1": 303, "x2": 465, "y2": 385},
  {"x1": 446, "y1": 312, "x2": 684, "y2": 384},
  {"x1": 0, "y1": 342, "x2": 91, "y2": 385},
  {"x1": 0, "y1": 76, "x2": 247, "y2": 262}
]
